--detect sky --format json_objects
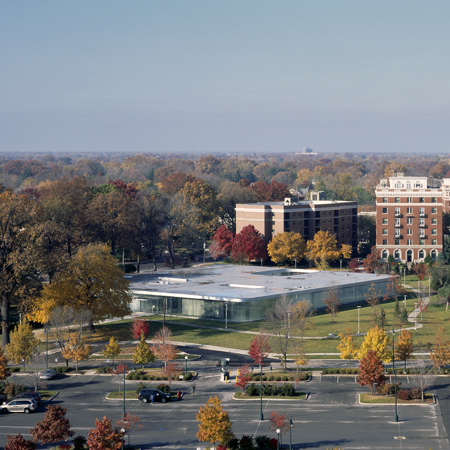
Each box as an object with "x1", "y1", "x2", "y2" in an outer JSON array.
[{"x1": 1, "y1": 1, "x2": 450, "y2": 155}]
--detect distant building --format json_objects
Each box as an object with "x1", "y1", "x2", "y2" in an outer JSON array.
[
  {"x1": 375, "y1": 173, "x2": 445, "y2": 263},
  {"x1": 235, "y1": 197, "x2": 358, "y2": 251},
  {"x1": 295, "y1": 147, "x2": 318, "y2": 155}
]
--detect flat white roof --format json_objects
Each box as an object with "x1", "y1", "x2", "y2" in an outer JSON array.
[{"x1": 129, "y1": 264, "x2": 390, "y2": 303}]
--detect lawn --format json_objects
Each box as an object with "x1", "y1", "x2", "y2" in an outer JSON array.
[{"x1": 359, "y1": 393, "x2": 434, "y2": 404}]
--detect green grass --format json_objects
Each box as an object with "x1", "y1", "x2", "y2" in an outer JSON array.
[
  {"x1": 38, "y1": 390, "x2": 58, "y2": 401},
  {"x1": 359, "y1": 393, "x2": 434, "y2": 404},
  {"x1": 234, "y1": 391, "x2": 307, "y2": 400},
  {"x1": 107, "y1": 390, "x2": 140, "y2": 399}
]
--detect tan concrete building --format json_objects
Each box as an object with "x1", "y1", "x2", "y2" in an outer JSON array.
[
  {"x1": 235, "y1": 197, "x2": 358, "y2": 250},
  {"x1": 375, "y1": 173, "x2": 443, "y2": 263}
]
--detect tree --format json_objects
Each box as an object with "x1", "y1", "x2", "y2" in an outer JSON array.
[
  {"x1": 196, "y1": 396, "x2": 234, "y2": 447},
  {"x1": 363, "y1": 246, "x2": 382, "y2": 273},
  {"x1": 31, "y1": 405, "x2": 74, "y2": 445},
  {"x1": 357, "y1": 350, "x2": 386, "y2": 394},
  {"x1": 87, "y1": 416, "x2": 124, "y2": 450},
  {"x1": 248, "y1": 330, "x2": 271, "y2": 370},
  {"x1": 235, "y1": 364, "x2": 252, "y2": 391},
  {"x1": 267, "y1": 232, "x2": 306, "y2": 266},
  {"x1": 103, "y1": 337, "x2": 121, "y2": 367},
  {"x1": 395, "y1": 329, "x2": 414, "y2": 372},
  {"x1": 340, "y1": 243, "x2": 352, "y2": 260},
  {"x1": 231, "y1": 225, "x2": 267, "y2": 264},
  {"x1": 116, "y1": 413, "x2": 143, "y2": 448},
  {"x1": 211, "y1": 225, "x2": 234, "y2": 257},
  {"x1": 430, "y1": 327, "x2": 450, "y2": 369},
  {"x1": 249, "y1": 180, "x2": 290, "y2": 202},
  {"x1": 306, "y1": 230, "x2": 340, "y2": 269},
  {"x1": 292, "y1": 299, "x2": 315, "y2": 341},
  {"x1": 34, "y1": 244, "x2": 132, "y2": 331},
  {"x1": 152, "y1": 327, "x2": 178, "y2": 368},
  {"x1": 62, "y1": 337, "x2": 92, "y2": 371},
  {"x1": 130, "y1": 317, "x2": 150, "y2": 340},
  {"x1": 324, "y1": 288, "x2": 341, "y2": 321},
  {"x1": 337, "y1": 331, "x2": 358, "y2": 366},
  {"x1": 411, "y1": 359, "x2": 438, "y2": 402},
  {"x1": 5, "y1": 320, "x2": 39, "y2": 365},
  {"x1": 358, "y1": 326, "x2": 392, "y2": 363},
  {"x1": 133, "y1": 332, "x2": 154, "y2": 368},
  {"x1": 4, "y1": 434, "x2": 36, "y2": 450},
  {"x1": 0, "y1": 345, "x2": 10, "y2": 379},
  {"x1": 269, "y1": 412, "x2": 290, "y2": 444}
]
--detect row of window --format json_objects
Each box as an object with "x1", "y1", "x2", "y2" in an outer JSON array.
[
  {"x1": 381, "y1": 207, "x2": 438, "y2": 214},
  {"x1": 382, "y1": 238, "x2": 438, "y2": 246},
  {"x1": 381, "y1": 248, "x2": 438, "y2": 260},
  {"x1": 382, "y1": 217, "x2": 438, "y2": 225},
  {"x1": 382, "y1": 228, "x2": 437, "y2": 236},
  {"x1": 381, "y1": 196, "x2": 438, "y2": 203}
]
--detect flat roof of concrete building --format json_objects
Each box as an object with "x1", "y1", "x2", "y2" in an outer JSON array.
[{"x1": 129, "y1": 264, "x2": 390, "y2": 303}]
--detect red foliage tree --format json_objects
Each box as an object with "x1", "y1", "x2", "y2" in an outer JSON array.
[
  {"x1": 87, "y1": 416, "x2": 124, "y2": 450},
  {"x1": 348, "y1": 258, "x2": 361, "y2": 272},
  {"x1": 231, "y1": 225, "x2": 267, "y2": 263},
  {"x1": 116, "y1": 413, "x2": 143, "y2": 448},
  {"x1": 363, "y1": 246, "x2": 381, "y2": 273},
  {"x1": 248, "y1": 330, "x2": 271, "y2": 368},
  {"x1": 131, "y1": 317, "x2": 150, "y2": 340},
  {"x1": 212, "y1": 225, "x2": 234, "y2": 256},
  {"x1": 250, "y1": 181, "x2": 290, "y2": 202},
  {"x1": 159, "y1": 172, "x2": 198, "y2": 195},
  {"x1": 235, "y1": 364, "x2": 252, "y2": 391},
  {"x1": 357, "y1": 350, "x2": 386, "y2": 394},
  {"x1": 413, "y1": 262, "x2": 427, "y2": 281},
  {"x1": 31, "y1": 405, "x2": 74, "y2": 445},
  {"x1": 4, "y1": 435, "x2": 36, "y2": 450}
]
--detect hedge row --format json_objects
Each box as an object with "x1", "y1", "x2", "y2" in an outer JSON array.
[
  {"x1": 250, "y1": 372, "x2": 309, "y2": 382},
  {"x1": 244, "y1": 382, "x2": 296, "y2": 397}
]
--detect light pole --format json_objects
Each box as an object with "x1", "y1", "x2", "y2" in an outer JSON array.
[
  {"x1": 403, "y1": 267, "x2": 406, "y2": 286},
  {"x1": 45, "y1": 323, "x2": 49, "y2": 369},
  {"x1": 339, "y1": 259, "x2": 343, "y2": 271},
  {"x1": 414, "y1": 303, "x2": 418, "y2": 329},
  {"x1": 185, "y1": 355, "x2": 188, "y2": 377},
  {"x1": 259, "y1": 361, "x2": 264, "y2": 421},
  {"x1": 225, "y1": 300, "x2": 228, "y2": 329},
  {"x1": 429, "y1": 276, "x2": 431, "y2": 299},
  {"x1": 120, "y1": 428, "x2": 126, "y2": 450},
  {"x1": 392, "y1": 328, "x2": 399, "y2": 422},
  {"x1": 203, "y1": 239, "x2": 206, "y2": 263},
  {"x1": 403, "y1": 294, "x2": 407, "y2": 309},
  {"x1": 357, "y1": 306, "x2": 361, "y2": 334},
  {"x1": 289, "y1": 419, "x2": 293, "y2": 450},
  {"x1": 123, "y1": 366, "x2": 126, "y2": 418},
  {"x1": 276, "y1": 428, "x2": 281, "y2": 450}
]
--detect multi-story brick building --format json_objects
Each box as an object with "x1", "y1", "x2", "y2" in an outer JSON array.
[
  {"x1": 235, "y1": 197, "x2": 358, "y2": 250},
  {"x1": 375, "y1": 173, "x2": 443, "y2": 263}
]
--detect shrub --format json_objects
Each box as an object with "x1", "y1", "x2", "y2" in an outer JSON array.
[
  {"x1": 73, "y1": 435, "x2": 87, "y2": 450},
  {"x1": 410, "y1": 388, "x2": 422, "y2": 399},
  {"x1": 268, "y1": 375, "x2": 275, "y2": 381},
  {"x1": 227, "y1": 437, "x2": 240, "y2": 450},
  {"x1": 96, "y1": 366, "x2": 110, "y2": 374},
  {"x1": 4, "y1": 381, "x2": 26, "y2": 398},
  {"x1": 280, "y1": 383, "x2": 295, "y2": 396},
  {"x1": 157, "y1": 383, "x2": 171, "y2": 393},
  {"x1": 397, "y1": 389, "x2": 411, "y2": 400},
  {"x1": 55, "y1": 366, "x2": 71, "y2": 373},
  {"x1": 275, "y1": 376, "x2": 281, "y2": 381},
  {"x1": 255, "y1": 435, "x2": 273, "y2": 450},
  {"x1": 184, "y1": 372, "x2": 193, "y2": 381},
  {"x1": 136, "y1": 382, "x2": 147, "y2": 394},
  {"x1": 239, "y1": 435, "x2": 254, "y2": 450},
  {"x1": 245, "y1": 384, "x2": 259, "y2": 397}
]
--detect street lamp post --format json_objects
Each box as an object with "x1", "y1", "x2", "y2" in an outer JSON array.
[
  {"x1": 339, "y1": 259, "x2": 343, "y2": 271},
  {"x1": 45, "y1": 323, "x2": 49, "y2": 369},
  {"x1": 225, "y1": 301, "x2": 228, "y2": 329},
  {"x1": 123, "y1": 367, "x2": 126, "y2": 418},
  {"x1": 403, "y1": 294, "x2": 407, "y2": 309},
  {"x1": 185, "y1": 355, "x2": 188, "y2": 377},
  {"x1": 276, "y1": 429, "x2": 281, "y2": 450},
  {"x1": 429, "y1": 276, "x2": 431, "y2": 299},
  {"x1": 392, "y1": 328, "x2": 399, "y2": 422},
  {"x1": 357, "y1": 306, "x2": 361, "y2": 334},
  {"x1": 403, "y1": 267, "x2": 406, "y2": 286},
  {"x1": 289, "y1": 419, "x2": 293, "y2": 450},
  {"x1": 259, "y1": 361, "x2": 264, "y2": 421}
]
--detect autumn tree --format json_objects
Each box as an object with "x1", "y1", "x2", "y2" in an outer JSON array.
[
  {"x1": 211, "y1": 225, "x2": 234, "y2": 258},
  {"x1": 363, "y1": 246, "x2": 382, "y2": 273},
  {"x1": 62, "y1": 337, "x2": 92, "y2": 371},
  {"x1": 130, "y1": 317, "x2": 150, "y2": 340},
  {"x1": 116, "y1": 413, "x2": 143, "y2": 448},
  {"x1": 235, "y1": 364, "x2": 252, "y2": 391},
  {"x1": 292, "y1": 299, "x2": 315, "y2": 341},
  {"x1": 196, "y1": 396, "x2": 234, "y2": 447},
  {"x1": 411, "y1": 359, "x2": 438, "y2": 402},
  {"x1": 324, "y1": 288, "x2": 341, "y2": 322},
  {"x1": 31, "y1": 405, "x2": 74, "y2": 446},
  {"x1": 103, "y1": 337, "x2": 121, "y2": 367},
  {"x1": 306, "y1": 230, "x2": 340, "y2": 269},
  {"x1": 431, "y1": 327, "x2": 450, "y2": 369},
  {"x1": 133, "y1": 332, "x2": 154, "y2": 368},
  {"x1": 358, "y1": 326, "x2": 392, "y2": 363},
  {"x1": 0, "y1": 346, "x2": 10, "y2": 379},
  {"x1": 267, "y1": 232, "x2": 306, "y2": 266},
  {"x1": 249, "y1": 180, "x2": 290, "y2": 202},
  {"x1": 357, "y1": 350, "x2": 386, "y2": 394},
  {"x1": 87, "y1": 416, "x2": 124, "y2": 450},
  {"x1": 4, "y1": 434, "x2": 36, "y2": 450},
  {"x1": 395, "y1": 329, "x2": 414, "y2": 372},
  {"x1": 6, "y1": 320, "x2": 39, "y2": 365},
  {"x1": 231, "y1": 225, "x2": 267, "y2": 264},
  {"x1": 248, "y1": 330, "x2": 271, "y2": 371},
  {"x1": 269, "y1": 412, "x2": 290, "y2": 447},
  {"x1": 152, "y1": 327, "x2": 178, "y2": 369},
  {"x1": 337, "y1": 331, "x2": 358, "y2": 366},
  {"x1": 34, "y1": 244, "x2": 132, "y2": 331}
]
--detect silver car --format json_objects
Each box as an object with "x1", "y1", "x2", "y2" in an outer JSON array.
[
  {"x1": 40, "y1": 368, "x2": 57, "y2": 380},
  {"x1": 1, "y1": 398, "x2": 37, "y2": 413}
]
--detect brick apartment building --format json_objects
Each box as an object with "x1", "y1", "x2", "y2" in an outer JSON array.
[
  {"x1": 375, "y1": 173, "x2": 448, "y2": 263},
  {"x1": 235, "y1": 197, "x2": 358, "y2": 251}
]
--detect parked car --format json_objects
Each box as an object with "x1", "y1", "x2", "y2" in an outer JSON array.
[
  {"x1": 13, "y1": 391, "x2": 42, "y2": 404},
  {"x1": 138, "y1": 389, "x2": 171, "y2": 403},
  {"x1": 40, "y1": 368, "x2": 57, "y2": 380},
  {"x1": 1, "y1": 398, "x2": 37, "y2": 414}
]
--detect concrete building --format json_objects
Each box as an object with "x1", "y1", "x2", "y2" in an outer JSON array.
[
  {"x1": 235, "y1": 197, "x2": 358, "y2": 250},
  {"x1": 375, "y1": 173, "x2": 443, "y2": 263},
  {"x1": 129, "y1": 264, "x2": 390, "y2": 323}
]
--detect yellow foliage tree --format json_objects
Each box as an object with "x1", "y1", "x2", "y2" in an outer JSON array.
[
  {"x1": 395, "y1": 329, "x2": 414, "y2": 372},
  {"x1": 196, "y1": 396, "x2": 234, "y2": 447},
  {"x1": 62, "y1": 337, "x2": 92, "y2": 370},
  {"x1": 133, "y1": 332, "x2": 155, "y2": 368},
  {"x1": 0, "y1": 346, "x2": 10, "y2": 379},
  {"x1": 431, "y1": 327, "x2": 450, "y2": 369},
  {"x1": 337, "y1": 331, "x2": 358, "y2": 366},
  {"x1": 306, "y1": 230, "x2": 341, "y2": 269},
  {"x1": 267, "y1": 232, "x2": 306, "y2": 266},
  {"x1": 358, "y1": 325, "x2": 392, "y2": 363},
  {"x1": 340, "y1": 243, "x2": 352, "y2": 260},
  {"x1": 103, "y1": 337, "x2": 121, "y2": 366},
  {"x1": 5, "y1": 320, "x2": 39, "y2": 364}
]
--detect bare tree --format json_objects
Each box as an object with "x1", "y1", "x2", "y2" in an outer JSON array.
[
  {"x1": 324, "y1": 288, "x2": 341, "y2": 322},
  {"x1": 26, "y1": 349, "x2": 47, "y2": 392},
  {"x1": 410, "y1": 359, "x2": 438, "y2": 402}
]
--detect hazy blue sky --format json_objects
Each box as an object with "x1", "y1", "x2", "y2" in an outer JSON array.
[{"x1": 1, "y1": 1, "x2": 450, "y2": 154}]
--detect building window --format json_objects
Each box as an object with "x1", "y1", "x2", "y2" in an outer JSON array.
[
  {"x1": 395, "y1": 197, "x2": 400, "y2": 203},
  {"x1": 382, "y1": 239, "x2": 388, "y2": 245},
  {"x1": 419, "y1": 229, "x2": 425, "y2": 238},
  {"x1": 419, "y1": 207, "x2": 425, "y2": 216},
  {"x1": 407, "y1": 239, "x2": 412, "y2": 246},
  {"x1": 432, "y1": 197, "x2": 437, "y2": 203},
  {"x1": 407, "y1": 207, "x2": 412, "y2": 214},
  {"x1": 382, "y1": 250, "x2": 389, "y2": 259},
  {"x1": 395, "y1": 207, "x2": 400, "y2": 216},
  {"x1": 382, "y1": 197, "x2": 388, "y2": 203},
  {"x1": 432, "y1": 207, "x2": 437, "y2": 214},
  {"x1": 419, "y1": 197, "x2": 425, "y2": 203},
  {"x1": 407, "y1": 217, "x2": 413, "y2": 225},
  {"x1": 419, "y1": 250, "x2": 425, "y2": 259},
  {"x1": 407, "y1": 197, "x2": 412, "y2": 203},
  {"x1": 382, "y1": 207, "x2": 388, "y2": 214},
  {"x1": 382, "y1": 218, "x2": 388, "y2": 225},
  {"x1": 395, "y1": 229, "x2": 401, "y2": 238},
  {"x1": 432, "y1": 239, "x2": 437, "y2": 246},
  {"x1": 432, "y1": 218, "x2": 437, "y2": 225},
  {"x1": 395, "y1": 218, "x2": 401, "y2": 227},
  {"x1": 394, "y1": 250, "x2": 401, "y2": 259},
  {"x1": 395, "y1": 239, "x2": 400, "y2": 245},
  {"x1": 419, "y1": 218, "x2": 425, "y2": 227},
  {"x1": 432, "y1": 229, "x2": 437, "y2": 235},
  {"x1": 407, "y1": 228, "x2": 412, "y2": 235},
  {"x1": 382, "y1": 229, "x2": 388, "y2": 235},
  {"x1": 419, "y1": 239, "x2": 425, "y2": 245}
]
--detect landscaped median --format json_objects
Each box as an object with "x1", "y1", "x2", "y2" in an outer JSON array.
[{"x1": 359, "y1": 393, "x2": 435, "y2": 404}]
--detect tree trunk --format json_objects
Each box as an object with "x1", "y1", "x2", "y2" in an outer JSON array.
[{"x1": 1, "y1": 297, "x2": 9, "y2": 346}]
